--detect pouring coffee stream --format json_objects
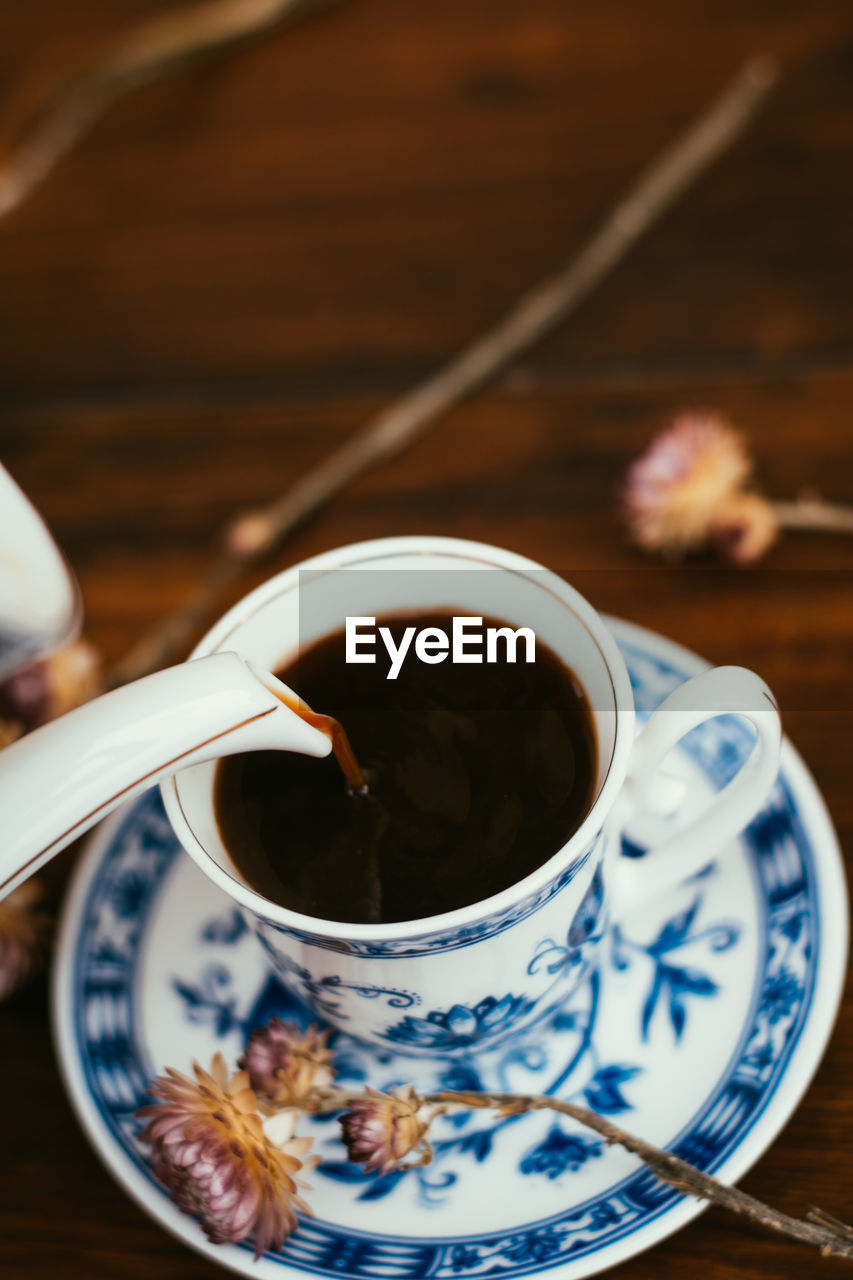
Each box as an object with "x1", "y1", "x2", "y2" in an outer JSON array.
[
  {"x1": 0, "y1": 652, "x2": 343, "y2": 902},
  {"x1": 273, "y1": 689, "x2": 366, "y2": 791}
]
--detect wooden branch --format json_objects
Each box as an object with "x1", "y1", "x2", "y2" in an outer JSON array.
[
  {"x1": 425, "y1": 1091, "x2": 853, "y2": 1260},
  {"x1": 773, "y1": 494, "x2": 853, "y2": 534},
  {"x1": 312, "y1": 1085, "x2": 853, "y2": 1261},
  {"x1": 108, "y1": 54, "x2": 780, "y2": 686},
  {"x1": 0, "y1": 0, "x2": 336, "y2": 220}
]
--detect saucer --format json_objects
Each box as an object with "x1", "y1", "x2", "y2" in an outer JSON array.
[{"x1": 53, "y1": 618, "x2": 848, "y2": 1279}]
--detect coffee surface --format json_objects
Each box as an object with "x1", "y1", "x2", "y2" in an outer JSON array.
[{"x1": 214, "y1": 610, "x2": 597, "y2": 924}]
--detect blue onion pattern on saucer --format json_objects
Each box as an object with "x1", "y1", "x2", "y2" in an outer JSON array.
[{"x1": 53, "y1": 619, "x2": 848, "y2": 1280}]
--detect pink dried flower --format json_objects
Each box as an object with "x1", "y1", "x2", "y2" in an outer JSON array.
[
  {"x1": 711, "y1": 491, "x2": 780, "y2": 565},
  {"x1": 0, "y1": 639, "x2": 101, "y2": 731},
  {"x1": 340, "y1": 1085, "x2": 433, "y2": 1175},
  {"x1": 239, "y1": 1019, "x2": 335, "y2": 1112},
  {"x1": 138, "y1": 1053, "x2": 315, "y2": 1257},
  {"x1": 623, "y1": 413, "x2": 753, "y2": 558},
  {"x1": 0, "y1": 880, "x2": 50, "y2": 1000}
]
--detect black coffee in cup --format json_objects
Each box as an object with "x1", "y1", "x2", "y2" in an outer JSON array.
[{"x1": 214, "y1": 610, "x2": 597, "y2": 925}]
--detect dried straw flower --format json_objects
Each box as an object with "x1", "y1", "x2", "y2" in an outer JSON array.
[
  {"x1": 622, "y1": 412, "x2": 778, "y2": 562},
  {"x1": 239, "y1": 1019, "x2": 335, "y2": 1112},
  {"x1": 0, "y1": 880, "x2": 50, "y2": 1000},
  {"x1": 138, "y1": 1053, "x2": 315, "y2": 1257},
  {"x1": 340, "y1": 1085, "x2": 434, "y2": 1175},
  {"x1": 141, "y1": 1037, "x2": 853, "y2": 1260}
]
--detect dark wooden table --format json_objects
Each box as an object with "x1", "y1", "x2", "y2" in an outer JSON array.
[{"x1": 1, "y1": 2, "x2": 851, "y2": 1276}]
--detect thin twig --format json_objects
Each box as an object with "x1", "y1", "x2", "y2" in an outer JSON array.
[
  {"x1": 312, "y1": 1086, "x2": 853, "y2": 1261},
  {"x1": 773, "y1": 495, "x2": 853, "y2": 534},
  {"x1": 0, "y1": 0, "x2": 335, "y2": 220},
  {"x1": 108, "y1": 54, "x2": 780, "y2": 686},
  {"x1": 808, "y1": 1208, "x2": 853, "y2": 1247},
  {"x1": 430, "y1": 1092, "x2": 853, "y2": 1260}
]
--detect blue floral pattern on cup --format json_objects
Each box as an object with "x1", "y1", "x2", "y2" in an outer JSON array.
[
  {"x1": 248, "y1": 848, "x2": 609, "y2": 1056},
  {"x1": 382, "y1": 995, "x2": 536, "y2": 1052}
]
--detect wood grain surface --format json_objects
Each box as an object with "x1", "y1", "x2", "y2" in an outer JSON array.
[{"x1": 0, "y1": 2, "x2": 851, "y2": 1277}]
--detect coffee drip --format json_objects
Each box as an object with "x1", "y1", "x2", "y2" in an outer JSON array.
[{"x1": 270, "y1": 688, "x2": 366, "y2": 792}]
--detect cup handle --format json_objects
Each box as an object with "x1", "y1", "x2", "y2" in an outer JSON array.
[{"x1": 608, "y1": 666, "x2": 782, "y2": 919}]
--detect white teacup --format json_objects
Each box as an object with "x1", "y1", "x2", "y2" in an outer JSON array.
[{"x1": 162, "y1": 536, "x2": 781, "y2": 1058}]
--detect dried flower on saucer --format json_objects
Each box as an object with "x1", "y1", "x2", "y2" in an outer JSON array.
[
  {"x1": 340, "y1": 1085, "x2": 435, "y2": 1175},
  {"x1": 0, "y1": 879, "x2": 51, "y2": 1000},
  {"x1": 137, "y1": 1051, "x2": 853, "y2": 1260},
  {"x1": 138, "y1": 1053, "x2": 316, "y2": 1256},
  {"x1": 240, "y1": 1019, "x2": 335, "y2": 1112}
]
